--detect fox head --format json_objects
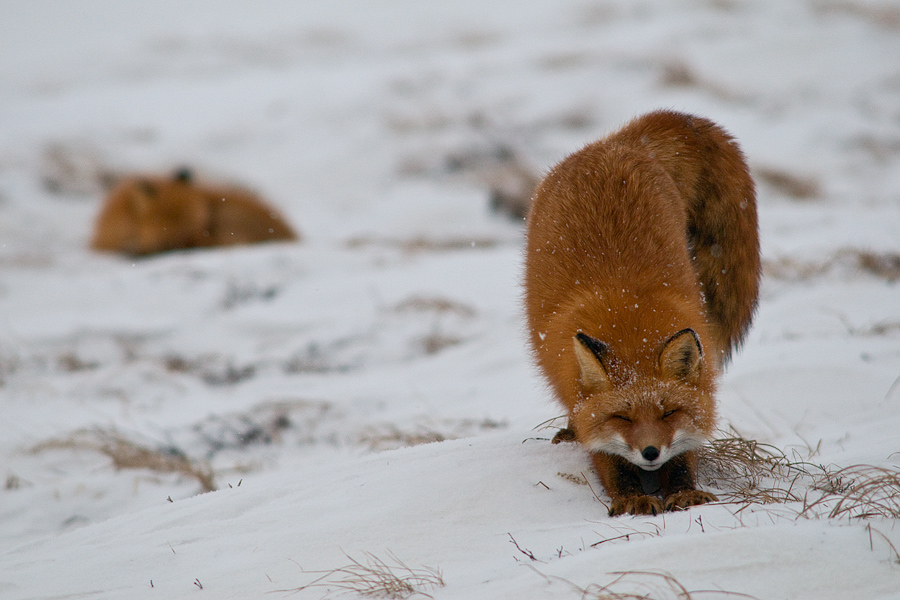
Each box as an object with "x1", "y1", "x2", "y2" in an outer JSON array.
[{"x1": 569, "y1": 329, "x2": 715, "y2": 471}]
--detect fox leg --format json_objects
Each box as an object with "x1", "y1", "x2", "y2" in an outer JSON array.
[
  {"x1": 592, "y1": 453, "x2": 665, "y2": 516},
  {"x1": 658, "y1": 451, "x2": 717, "y2": 511},
  {"x1": 551, "y1": 422, "x2": 576, "y2": 444}
]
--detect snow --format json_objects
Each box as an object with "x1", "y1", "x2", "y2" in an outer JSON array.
[{"x1": 1, "y1": 0, "x2": 900, "y2": 598}]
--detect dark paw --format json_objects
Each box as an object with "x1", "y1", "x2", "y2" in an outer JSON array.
[
  {"x1": 551, "y1": 428, "x2": 576, "y2": 444},
  {"x1": 609, "y1": 495, "x2": 665, "y2": 517},
  {"x1": 664, "y1": 489, "x2": 718, "y2": 512}
]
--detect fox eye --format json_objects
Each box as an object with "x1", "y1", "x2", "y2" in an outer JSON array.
[
  {"x1": 662, "y1": 409, "x2": 679, "y2": 419},
  {"x1": 611, "y1": 414, "x2": 632, "y2": 423}
]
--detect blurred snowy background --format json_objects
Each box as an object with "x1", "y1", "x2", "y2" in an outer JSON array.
[{"x1": 1, "y1": 1, "x2": 899, "y2": 598}]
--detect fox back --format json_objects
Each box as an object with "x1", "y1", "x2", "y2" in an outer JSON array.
[
  {"x1": 90, "y1": 169, "x2": 298, "y2": 256},
  {"x1": 524, "y1": 110, "x2": 759, "y2": 515}
]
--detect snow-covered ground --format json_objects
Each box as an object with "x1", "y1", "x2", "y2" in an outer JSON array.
[{"x1": 1, "y1": 1, "x2": 899, "y2": 598}]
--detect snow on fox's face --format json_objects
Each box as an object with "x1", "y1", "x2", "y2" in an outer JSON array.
[
  {"x1": 570, "y1": 330, "x2": 715, "y2": 469},
  {"x1": 577, "y1": 398, "x2": 709, "y2": 470}
]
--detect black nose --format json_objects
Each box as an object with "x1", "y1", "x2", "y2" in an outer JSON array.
[{"x1": 642, "y1": 446, "x2": 660, "y2": 461}]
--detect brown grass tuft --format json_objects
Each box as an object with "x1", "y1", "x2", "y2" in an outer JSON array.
[
  {"x1": 801, "y1": 465, "x2": 900, "y2": 519},
  {"x1": 32, "y1": 428, "x2": 215, "y2": 492},
  {"x1": 856, "y1": 251, "x2": 900, "y2": 282},
  {"x1": 755, "y1": 166, "x2": 820, "y2": 200},
  {"x1": 814, "y1": 0, "x2": 900, "y2": 29},
  {"x1": 763, "y1": 248, "x2": 900, "y2": 284},
  {"x1": 697, "y1": 431, "x2": 811, "y2": 505},
  {"x1": 699, "y1": 430, "x2": 900, "y2": 520},
  {"x1": 392, "y1": 296, "x2": 477, "y2": 317},
  {"x1": 346, "y1": 235, "x2": 499, "y2": 254},
  {"x1": 529, "y1": 568, "x2": 760, "y2": 600},
  {"x1": 277, "y1": 551, "x2": 444, "y2": 599}
]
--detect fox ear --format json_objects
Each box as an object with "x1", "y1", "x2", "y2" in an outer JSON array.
[
  {"x1": 659, "y1": 329, "x2": 702, "y2": 383},
  {"x1": 173, "y1": 167, "x2": 193, "y2": 183},
  {"x1": 573, "y1": 333, "x2": 613, "y2": 393}
]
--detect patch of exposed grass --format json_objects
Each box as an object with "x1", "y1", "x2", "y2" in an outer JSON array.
[
  {"x1": 359, "y1": 418, "x2": 504, "y2": 451},
  {"x1": 857, "y1": 251, "x2": 900, "y2": 282},
  {"x1": 763, "y1": 248, "x2": 900, "y2": 284},
  {"x1": 392, "y1": 296, "x2": 477, "y2": 318},
  {"x1": 813, "y1": 0, "x2": 900, "y2": 29},
  {"x1": 546, "y1": 422, "x2": 900, "y2": 521},
  {"x1": 345, "y1": 235, "x2": 500, "y2": 253},
  {"x1": 32, "y1": 428, "x2": 215, "y2": 492},
  {"x1": 277, "y1": 551, "x2": 444, "y2": 599},
  {"x1": 699, "y1": 429, "x2": 900, "y2": 520},
  {"x1": 755, "y1": 166, "x2": 820, "y2": 200},
  {"x1": 801, "y1": 465, "x2": 900, "y2": 519},
  {"x1": 697, "y1": 432, "x2": 810, "y2": 505},
  {"x1": 529, "y1": 568, "x2": 760, "y2": 600}
]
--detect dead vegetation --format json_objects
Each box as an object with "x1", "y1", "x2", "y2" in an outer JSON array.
[
  {"x1": 392, "y1": 296, "x2": 477, "y2": 318},
  {"x1": 345, "y1": 235, "x2": 501, "y2": 253},
  {"x1": 397, "y1": 141, "x2": 542, "y2": 222},
  {"x1": 813, "y1": 0, "x2": 900, "y2": 29},
  {"x1": 698, "y1": 430, "x2": 900, "y2": 520},
  {"x1": 801, "y1": 465, "x2": 900, "y2": 519},
  {"x1": 697, "y1": 433, "x2": 808, "y2": 506},
  {"x1": 278, "y1": 551, "x2": 445, "y2": 599},
  {"x1": 856, "y1": 251, "x2": 900, "y2": 282},
  {"x1": 658, "y1": 60, "x2": 745, "y2": 103},
  {"x1": 359, "y1": 418, "x2": 504, "y2": 451},
  {"x1": 32, "y1": 429, "x2": 215, "y2": 492},
  {"x1": 40, "y1": 142, "x2": 120, "y2": 197},
  {"x1": 529, "y1": 568, "x2": 760, "y2": 600},
  {"x1": 547, "y1": 421, "x2": 900, "y2": 521},
  {"x1": 763, "y1": 248, "x2": 900, "y2": 284},
  {"x1": 754, "y1": 166, "x2": 821, "y2": 200}
]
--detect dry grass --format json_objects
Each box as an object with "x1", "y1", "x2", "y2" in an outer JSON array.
[
  {"x1": 278, "y1": 551, "x2": 444, "y2": 599},
  {"x1": 358, "y1": 424, "x2": 448, "y2": 451},
  {"x1": 857, "y1": 251, "x2": 900, "y2": 282},
  {"x1": 697, "y1": 432, "x2": 810, "y2": 505},
  {"x1": 763, "y1": 248, "x2": 900, "y2": 284},
  {"x1": 359, "y1": 418, "x2": 504, "y2": 451},
  {"x1": 801, "y1": 465, "x2": 900, "y2": 519},
  {"x1": 345, "y1": 235, "x2": 500, "y2": 254},
  {"x1": 813, "y1": 0, "x2": 900, "y2": 29},
  {"x1": 657, "y1": 60, "x2": 744, "y2": 103},
  {"x1": 699, "y1": 430, "x2": 900, "y2": 520},
  {"x1": 542, "y1": 420, "x2": 900, "y2": 521},
  {"x1": 32, "y1": 428, "x2": 215, "y2": 492},
  {"x1": 392, "y1": 296, "x2": 476, "y2": 318},
  {"x1": 529, "y1": 568, "x2": 759, "y2": 600},
  {"x1": 755, "y1": 166, "x2": 820, "y2": 200}
]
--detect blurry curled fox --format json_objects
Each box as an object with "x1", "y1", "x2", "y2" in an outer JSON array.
[
  {"x1": 524, "y1": 110, "x2": 759, "y2": 516},
  {"x1": 90, "y1": 168, "x2": 298, "y2": 256}
]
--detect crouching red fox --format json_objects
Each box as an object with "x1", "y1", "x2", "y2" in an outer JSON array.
[
  {"x1": 524, "y1": 110, "x2": 760, "y2": 516},
  {"x1": 90, "y1": 168, "x2": 298, "y2": 256}
]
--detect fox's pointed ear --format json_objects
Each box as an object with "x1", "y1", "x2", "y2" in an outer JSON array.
[
  {"x1": 173, "y1": 167, "x2": 193, "y2": 183},
  {"x1": 573, "y1": 333, "x2": 613, "y2": 393},
  {"x1": 659, "y1": 329, "x2": 702, "y2": 383}
]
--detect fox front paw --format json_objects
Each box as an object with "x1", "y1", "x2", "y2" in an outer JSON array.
[
  {"x1": 664, "y1": 489, "x2": 717, "y2": 511},
  {"x1": 609, "y1": 495, "x2": 665, "y2": 517},
  {"x1": 551, "y1": 428, "x2": 576, "y2": 444}
]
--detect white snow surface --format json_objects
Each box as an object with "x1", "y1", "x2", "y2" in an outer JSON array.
[{"x1": 2, "y1": 1, "x2": 900, "y2": 598}]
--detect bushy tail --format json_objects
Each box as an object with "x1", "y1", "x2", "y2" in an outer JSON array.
[
  {"x1": 620, "y1": 111, "x2": 760, "y2": 364},
  {"x1": 682, "y1": 116, "x2": 760, "y2": 364}
]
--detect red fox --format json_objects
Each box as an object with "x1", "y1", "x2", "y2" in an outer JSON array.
[
  {"x1": 90, "y1": 168, "x2": 298, "y2": 256},
  {"x1": 524, "y1": 110, "x2": 759, "y2": 516}
]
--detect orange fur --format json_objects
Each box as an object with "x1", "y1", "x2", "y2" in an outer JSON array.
[
  {"x1": 90, "y1": 169, "x2": 298, "y2": 256},
  {"x1": 524, "y1": 110, "x2": 759, "y2": 515}
]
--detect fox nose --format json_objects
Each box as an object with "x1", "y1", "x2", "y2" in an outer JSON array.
[{"x1": 642, "y1": 446, "x2": 660, "y2": 462}]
